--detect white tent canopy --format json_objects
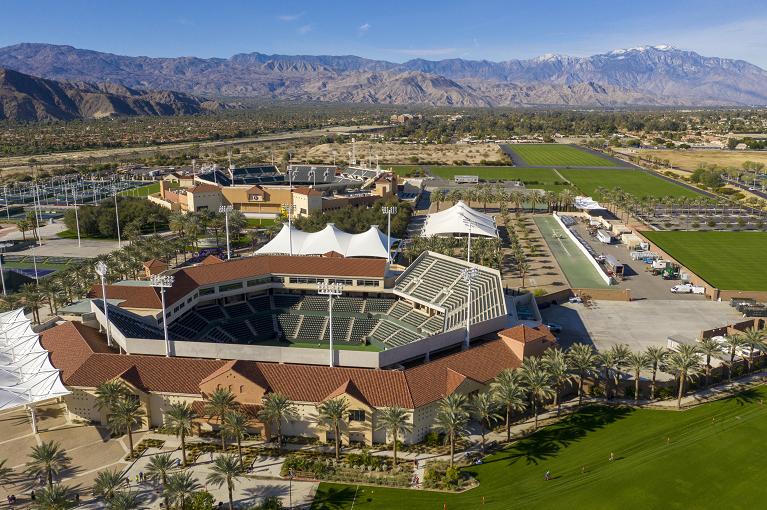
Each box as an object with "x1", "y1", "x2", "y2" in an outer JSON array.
[
  {"x1": 255, "y1": 223, "x2": 397, "y2": 259},
  {"x1": 574, "y1": 196, "x2": 606, "y2": 211},
  {"x1": 422, "y1": 200, "x2": 498, "y2": 238},
  {"x1": 0, "y1": 309, "x2": 69, "y2": 416}
]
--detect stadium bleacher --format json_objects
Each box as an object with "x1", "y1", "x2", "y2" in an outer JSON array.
[
  {"x1": 273, "y1": 294, "x2": 302, "y2": 310},
  {"x1": 294, "y1": 316, "x2": 327, "y2": 342},
  {"x1": 224, "y1": 302, "x2": 252, "y2": 318}
]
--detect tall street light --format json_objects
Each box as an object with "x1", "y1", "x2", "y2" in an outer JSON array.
[
  {"x1": 219, "y1": 205, "x2": 233, "y2": 260},
  {"x1": 460, "y1": 267, "x2": 478, "y2": 350},
  {"x1": 95, "y1": 261, "x2": 113, "y2": 348},
  {"x1": 281, "y1": 203, "x2": 296, "y2": 255},
  {"x1": 151, "y1": 274, "x2": 175, "y2": 357},
  {"x1": 113, "y1": 182, "x2": 122, "y2": 249},
  {"x1": 382, "y1": 206, "x2": 398, "y2": 263},
  {"x1": 0, "y1": 242, "x2": 11, "y2": 296},
  {"x1": 72, "y1": 183, "x2": 81, "y2": 248},
  {"x1": 318, "y1": 281, "x2": 343, "y2": 367}
]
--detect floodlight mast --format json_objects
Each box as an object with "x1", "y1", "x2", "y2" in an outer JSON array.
[
  {"x1": 318, "y1": 282, "x2": 343, "y2": 367},
  {"x1": 219, "y1": 205, "x2": 234, "y2": 260},
  {"x1": 95, "y1": 261, "x2": 113, "y2": 347},
  {"x1": 460, "y1": 267, "x2": 478, "y2": 350},
  {"x1": 281, "y1": 203, "x2": 296, "y2": 255},
  {"x1": 382, "y1": 206, "x2": 398, "y2": 263},
  {"x1": 150, "y1": 274, "x2": 175, "y2": 357}
]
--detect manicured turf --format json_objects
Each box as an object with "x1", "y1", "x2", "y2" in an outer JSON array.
[
  {"x1": 428, "y1": 167, "x2": 571, "y2": 191},
  {"x1": 559, "y1": 169, "x2": 699, "y2": 199},
  {"x1": 510, "y1": 144, "x2": 617, "y2": 167},
  {"x1": 535, "y1": 216, "x2": 608, "y2": 288},
  {"x1": 313, "y1": 387, "x2": 767, "y2": 510},
  {"x1": 642, "y1": 231, "x2": 767, "y2": 291},
  {"x1": 388, "y1": 165, "x2": 425, "y2": 177},
  {"x1": 118, "y1": 182, "x2": 160, "y2": 197}
]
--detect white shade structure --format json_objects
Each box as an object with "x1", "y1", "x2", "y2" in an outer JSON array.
[
  {"x1": 574, "y1": 196, "x2": 606, "y2": 211},
  {"x1": 0, "y1": 309, "x2": 70, "y2": 428},
  {"x1": 422, "y1": 201, "x2": 498, "y2": 238},
  {"x1": 256, "y1": 223, "x2": 397, "y2": 259}
]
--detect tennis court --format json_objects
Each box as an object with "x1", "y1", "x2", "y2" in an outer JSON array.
[{"x1": 535, "y1": 215, "x2": 608, "y2": 288}]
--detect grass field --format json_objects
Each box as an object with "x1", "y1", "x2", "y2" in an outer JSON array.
[
  {"x1": 118, "y1": 182, "x2": 160, "y2": 197},
  {"x1": 388, "y1": 165, "x2": 425, "y2": 177},
  {"x1": 428, "y1": 167, "x2": 571, "y2": 191},
  {"x1": 560, "y1": 169, "x2": 699, "y2": 199},
  {"x1": 510, "y1": 144, "x2": 618, "y2": 167},
  {"x1": 535, "y1": 216, "x2": 608, "y2": 288},
  {"x1": 642, "y1": 231, "x2": 767, "y2": 291},
  {"x1": 313, "y1": 387, "x2": 767, "y2": 510}
]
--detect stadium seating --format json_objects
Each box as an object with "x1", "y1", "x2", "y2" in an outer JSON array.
[
  {"x1": 276, "y1": 314, "x2": 300, "y2": 337},
  {"x1": 220, "y1": 321, "x2": 253, "y2": 341},
  {"x1": 273, "y1": 294, "x2": 302, "y2": 310},
  {"x1": 299, "y1": 296, "x2": 327, "y2": 311},
  {"x1": 350, "y1": 316, "x2": 378, "y2": 340},
  {"x1": 333, "y1": 297, "x2": 365, "y2": 313},
  {"x1": 197, "y1": 305, "x2": 226, "y2": 321},
  {"x1": 248, "y1": 314, "x2": 275, "y2": 338},
  {"x1": 322, "y1": 317, "x2": 352, "y2": 343},
  {"x1": 389, "y1": 302, "x2": 412, "y2": 320},
  {"x1": 294, "y1": 316, "x2": 327, "y2": 342},
  {"x1": 247, "y1": 295, "x2": 271, "y2": 311},
  {"x1": 364, "y1": 298, "x2": 396, "y2": 313},
  {"x1": 225, "y1": 302, "x2": 252, "y2": 318}
]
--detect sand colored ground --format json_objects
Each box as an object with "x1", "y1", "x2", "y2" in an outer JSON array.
[
  {"x1": 307, "y1": 142, "x2": 504, "y2": 165},
  {"x1": 631, "y1": 149, "x2": 767, "y2": 172}
]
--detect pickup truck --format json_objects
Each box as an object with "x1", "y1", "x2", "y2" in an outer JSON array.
[{"x1": 670, "y1": 284, "x2": 705, "y2": 294}]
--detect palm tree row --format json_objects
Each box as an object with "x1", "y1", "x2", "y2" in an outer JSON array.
[{"x1": 432, "y1": 185, "x2": 577, "y2": 215}]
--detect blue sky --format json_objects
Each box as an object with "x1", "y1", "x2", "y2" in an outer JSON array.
[{"x1": 3, "y1": 0, "x2": 767, "y2": 67}]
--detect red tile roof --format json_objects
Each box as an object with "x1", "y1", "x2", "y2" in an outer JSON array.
[
  {"x1": 293, "y1": 187, "x2": 322, "y2": 196},
  {"x1": 498, "y1": 324, "x2": 556, "y2": 344},
  {"x1": 39, "y1": 322, "x2": 115, "y2": 379},
  {"x1": 88, "y1": 284, "x2": 163, "y2": 310},
  {"x1": 188, "y1": 183, "x2": 221, "y2": 193}
]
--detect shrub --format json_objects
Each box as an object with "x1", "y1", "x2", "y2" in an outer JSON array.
[
  {"x1": 189, "y1": 491, "x2": 215, "y2": 510},
  {"x1": 423, "y1": 431, "x2": 445, "y2": 447}
]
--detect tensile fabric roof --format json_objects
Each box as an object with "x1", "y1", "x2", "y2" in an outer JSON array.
[
  {"x1": 421, "y1": 201, "x2": 498, "y2": 238},
  {"x1": 255, "y1": 224, "x2": 397, "y2": 259}
]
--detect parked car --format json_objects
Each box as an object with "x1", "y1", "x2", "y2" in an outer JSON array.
[
  {"x1": 670, "y1": 283, "x2": 705, "y2": 294},
  {"x1": 545, "y1": 322, "x2": 563, "y2": 333},
  {"x1": 568, "y1": 296, "x2": 583, "y2": 304}
]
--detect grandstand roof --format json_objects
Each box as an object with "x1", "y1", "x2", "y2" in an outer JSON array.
[
  {"x1": 0, "y1": 309, "x2": 70, "y2": 411},
  {"x1": 256, "y1": 224, "x2": 396, "y2": 259},
  {"x1": 422, "y1": 201, "x2": 498, "y2": 238}
]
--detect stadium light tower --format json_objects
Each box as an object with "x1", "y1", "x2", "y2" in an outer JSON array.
[
  {"x1": 151, "y1": 274, "x2": 175, "y2": 357},
  {"x1": 318, "y1": 281, "x2": 343, "y2": 367},
  {"x1": 113, "y1": 182, "x2": 122, "y2": 249},
  {"x1": 281, "y1": 203, "x2": 297, "y2": 255},
  {"x1": 382, "y1": 206, "x2": 398, "y2": 263},
  {"x1": 219, "y1": 204, "x2": 234, "y2": 260},
  {"x1": 460, "y1": 267, "x2": 478, "y2": 350},
  {"x1": 0, "y1": 242, "x2": 12, "y2": 296},
  {"x1": 95, "y1": 261, "x2": 113, "y2": 347}
]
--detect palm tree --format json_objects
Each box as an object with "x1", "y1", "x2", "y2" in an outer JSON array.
[
  {"x1": 542, "y1": 347, "x2": 569, "y2": 415},
  {"x1": 566, "y1": 343, "x2": 599, "y2": 406},
  {"x1": 95, "y1": 381, "x2": 129, "y2": 416},
  {"x1": 470, "y1": 392, "x2": 501, "y2": 453},
  {"x1": 27, "y1": 441, "x2": 71, "y2": 488},
  {"x1": 317, "y1": 397, "x2": 349, "y2": 462},
  {"x1": 516, "y1": 261, "x2": 530, "y2": 288},
  {"x1": 204, "y1": 387, "x2": 238, "y2": 451},
  {"x1": 740, "y1": 327, "x2": 765, "y2": 373},
  {"x1": 20, "y1": 283, "x2": 44, "y2": 324},
  {"x1": 375, "y1": 407, "x2": 412, "y2": 467},
  {"x1": 17, "y1": 219, "x2": 30, "y2": 241},
  {"x1": 697, "y1": 337, "x2": 722, "y2": 387},
  {"x1": 722, "y1": 334, "x2": 747, "y2": 382},
  {"x1": 106, "y1": 490, "x2": 141, "y2": 510},
  {"x1": 146, "y1": 453, "x2": 176, "y2": 509},
  {"x1": 93, "y1": 468, "x2": 126, "y2": 502},
  {"x1": 222, "y1": 411, "x2": 249, "y2": 467},
  {"x1": 667, "y1": 345, "x2": 702, "y2": 409},
  {"x1": 521, "y1": 358, "x2": 555, "y2": 430},
  {"x1": 626, "y1": 352, "x2": 651, "y2": 403},
  {"x1": 33, "y1": 484, "x2": 73, "y2": 510},
  {"x1": 207, "y1": 455, "x2": 243, "y2": 510},
  {"x1": 165, "y1": 402, "x2": 196, "y2": 466},
  {"x1": 490, "y1": 369, "x2": 527, "y2": 441},
  {"x1": 107, "y1": 397, "x2": 145, "y2": 457},
  {"x1": 164, "y1": 471, "x2": 201, "y2": 510},
  {"x1": 645, "y1": 346, "x2": 667, "y2": 400},
  {"x1": 258, "y1": 392, "x2": 298, "y2": 452},
  {"x1": 435, "y1": 393, "x2": 470, "y2": 468}
]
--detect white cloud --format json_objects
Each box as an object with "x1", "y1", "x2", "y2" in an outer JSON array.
[
  {"x1": 277, "y1": 12, "x2": 305, "y2": 22},
  {"x1": 297, "y1": 24, "x2": 312, "y2": 35},
  {"x1": 358, "y1": 23, "x2": 371, "y2": 34},
  {"x1": 392, "y1": 47, "x2": 458, "y2": 58}
]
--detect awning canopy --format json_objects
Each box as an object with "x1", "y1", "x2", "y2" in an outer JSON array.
[
  {"x1": 574, "y1": 196, "x2": 606, "y2": 210},
  {"x1": 421, "y1": 201, "x2": 498, "y2": 238},
  {"x1": 255, "y1": 223, "x2": 397, "y2": 259},
  {"x1": 0, "y1": 309, "x2": 70, "y2": 411}
]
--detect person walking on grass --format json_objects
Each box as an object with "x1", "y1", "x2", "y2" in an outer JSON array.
[
  {"x1": 544, "y1": 470, "x2": 551, "y2": 481},
  {"x1": 609, "y1": 452, "x2": 614, "y2": 462}
]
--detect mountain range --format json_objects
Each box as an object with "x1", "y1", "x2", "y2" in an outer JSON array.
[
  {"x1": 0, "y1": 65, "x2": 228, "y2": 121},
  {"x1": 1, "y1": 43, "x2": 767, "y2": 110}
]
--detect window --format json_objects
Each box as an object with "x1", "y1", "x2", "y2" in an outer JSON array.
[
  {"x1": 219, "y1": 282, "x2": 243, "y2": 292},
  {"x1": 199, "y1": 287, "x2": 215, "y2": 296},
  {"x1": 348, "y1": 410, "x2": 366, "y2": 422},
  {"x1": 289, "y1": 276, "x2": 321, "y2": 284},
  {"x1": 247, "y1": 277, "x2": 270, "y2": 287},
  {"x1": 357, "y1": 280, "x2": 380, "y2": 287},
  {"x1": 330, "y1": 279, "x2": 354, "y2": 286}
]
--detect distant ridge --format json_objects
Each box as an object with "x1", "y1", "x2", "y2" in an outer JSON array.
[
  {"x1": 1, "y1": 43, "x2": 767, "y2": 107},
  {"x1": 0, "y1": 66, "x2": 228, "y2": 121}
]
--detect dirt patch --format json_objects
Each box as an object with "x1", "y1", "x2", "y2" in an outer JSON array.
[
  {"x1": 307, "y1": 142, "x2": 505, "y2": 165},
  {"x1": 633, "y1": 149, "x2": 767, "y2": 172}
]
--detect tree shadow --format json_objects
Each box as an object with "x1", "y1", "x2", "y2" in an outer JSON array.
[
  {"x1": 728, "y1": 387, "x2": 763, "y2": 407},
  {"x1": 482, "y1": 406, "x2": 633, "y2": 467},
  {"x1": 301, "y1": 485, "x2": 357, "y2": 510}
]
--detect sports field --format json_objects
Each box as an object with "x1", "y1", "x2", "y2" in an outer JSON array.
[
  {"x1": 118, "y1": 182, "x2": 161, "y2": 196},
  {"x1": 560, "y1": 169, "x2": 699, "y2": 199},
  {"x1": 428, "y1": 167, "x2": 571, "y2": 191},
  {"x1": 534, "y1": 216, "x2": 608, "y2": 288},
  {"x1": 312, "y1": 387, "x2": 767, "y2": 510},
  {"x1": 510, "y1": 144, "x2": 617, "y2": 167},
  {"x1": 642, "y1": 231, "x2": 767, "y2": 291}
]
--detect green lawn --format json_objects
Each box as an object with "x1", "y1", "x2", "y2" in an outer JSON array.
[
  {"x1": 388, "y1": 165, "x2": 426, "y2": 177},
  {"x1": 510, "y1": 144, "x2": 618, "y2": 167},
  {"x1": 429, "y1": 167, "x2": 571, "y2": 191},
  {"x1": 642, "y1": 231, "x2": 767, "y2": 291},
  {"x1": 119, "y1": 182, "x2": 161, "y2": 197},
  {"x1": 560, "y1": 169, "x2": 698, "y2": 199},
  {"x1": 313, "y1": 387, "x2": 767, "y2": 510}
]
